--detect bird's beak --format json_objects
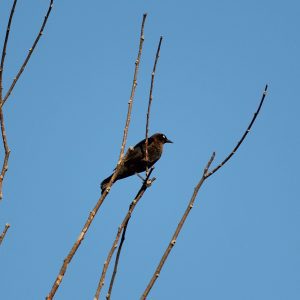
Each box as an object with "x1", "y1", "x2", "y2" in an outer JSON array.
[{"x1": 165, "y1": 138, "x2": 173, "y2": 143}]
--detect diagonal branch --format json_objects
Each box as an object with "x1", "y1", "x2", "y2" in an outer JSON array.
[
  {"x1": 141, "y1": 85, "x2": 268, "y2": 299},
  {"x1": 0, "y1": 0, "x2": 54, "y2": 200},
  {"x1": 46, "y1": 13, "x2": 147, "y2": 300},
  {"x1": 94, "y1": 168, "x2": 155, "y2": 300},
  {"x1": 105, "y1": 213, "x2": 129, "y2": 300},
  {"x1": 1, "y1": 0, "x2": 54, "y2": 107},
  {"x1": 0, "y1": 0, "x2": 17, "y2": 102},
  {"x1": 145, "y1": 36, "x2": 163, "y2": 175},
  {"x1": 0, "y1": 223, "x2": 10, "y2": 246}
]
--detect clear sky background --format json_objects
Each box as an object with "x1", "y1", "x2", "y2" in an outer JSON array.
[{"x1": 0, "y1": 1, "x2": 299, "y2": 299}]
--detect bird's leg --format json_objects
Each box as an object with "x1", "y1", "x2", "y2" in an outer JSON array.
[{"x1": 135, "y1": 172, "x2": 145, "y2": 181}]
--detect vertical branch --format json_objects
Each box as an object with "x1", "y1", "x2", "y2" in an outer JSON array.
[
  {"x1": 0, "y1": 0, "x2": 18, "y2": 102},
  {"x1": 94, "y1": 169, "x2": 155, "y2": 300},
  {"x1": 101, "y1": 13, "x2": 147, "y2": 195},
  {"x1": 145, "y1": 36, "x2": 163, "y2": 175},
  {"x1": 0, "y1": 223, "x2": 10, "y2": 246},
  {"x1": 1, "y1": 0, "x2": 54, "y2": 106},
  {"x1": 0, "y1": 108, "x2": 11, "y2": 199},
  {"x1": 141, "y1": 85, "x2": 268, "y2": 299},
  {"x1": 119, "y1": 14, "x2": 147, "y2": 160},
  {"x1": 46, "y1": 14, "x2": 147, "y2": 300}
]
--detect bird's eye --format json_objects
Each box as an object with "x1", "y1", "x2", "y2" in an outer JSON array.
[{"x1": 162, "y1": 135, "x2": 166, "y2": 139}]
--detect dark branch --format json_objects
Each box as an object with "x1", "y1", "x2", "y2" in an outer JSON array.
[
  {"x1": 0, "y1": 0, "x2": 17, "y2": 102},
  {"x1": 1, "y1": 0, "x2": 54, "y2": 107},
  {"x1": 206, "y1": 84, "x2": 268, "y2": 178},
  {"x1": 145, "y1": 36, "x2": 163, "y2": 174}
]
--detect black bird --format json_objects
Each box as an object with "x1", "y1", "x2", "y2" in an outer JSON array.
[{"x1": 101, "y1": 133, "x2": 172, "y2": 193}]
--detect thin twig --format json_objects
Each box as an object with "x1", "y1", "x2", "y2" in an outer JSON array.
[
  {"x1": 0, "y1": 0, "x2": 17, "y2": 102},
  {"x1": 46, "y1": 14, "x2": 147, "y2": 300},
  {"x1": 0, "y1": 223, "x2": 10, "y2": 246},
  {"x1": 206, "y1": 84, "x2": 268, "y2": 178},
  {"x1": 0, "y1": 0, "x2": 17, "y2": 200},
  {"x1": 0, "y1": 108, "x2": 10, "y2": 199},
  {"x1": 94, "y1": 168, "x2": 155, "y2": 300},
  {"x1": 1, "y1": 0, "x2": 54, "y2": 107},
  {"x1": 106, "y1": 214, "x2": 129, "y2": 300},
  {"x1": 0, "y1": 0, "x2": 54, "y2": 200},
  {"x1": 141, "y1": 85, "x2": 268, "y2": 299},
  {"x1": 145, "y1": 36, "x2": 163, "y2": 175}
]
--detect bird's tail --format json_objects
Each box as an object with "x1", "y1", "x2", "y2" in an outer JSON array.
[{"x1": 101, "y1": 174, "x2": 113, "y2": 193}]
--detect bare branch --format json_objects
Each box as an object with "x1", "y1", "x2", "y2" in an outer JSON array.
[
  {"x1": 101, "y1": 13, "x2": 147, "y2": 195},
  {"x1": 94, "y1": 168, "x2": 155, "y2": 300},
  {"x1": 1, "y1": 0, "x2": 54, "y2": 107},
  {"x1": 206, "y1": 84, "x2": 268, "y2": 178},
  {"x1": 0, "y1": 108, "x2": 11, "y2": 199},
  {"x1": 46, "y1": 14, "x2": 147, "y2": 300},
  {"x1": 106, "y1": 214, "x2": 129, "y2": 300},
  {"x1": 0, "y1": 223, "x2": 10, "y2": 246},
  {"x1": 0, "y1": 0, "x2": 17, "y2": 102},
  {"x1": 141, "y1": 153, "x2": 215, "y2": 299},
  {"x1": 0, "y1": 0, "x2": 54, "y2": 199},
  {"x1": 145, "y1": 36, "x2": 163, "y2": 175},
  {"x1": 141, "y1": 85, "x2": 268, "y2": 298}
]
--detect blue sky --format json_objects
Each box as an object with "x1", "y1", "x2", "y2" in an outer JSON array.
[{"x1": 1, "y1": 0, "x2": 299, "y2": 299}]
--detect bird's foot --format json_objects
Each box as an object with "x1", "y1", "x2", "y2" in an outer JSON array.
[{"x1": 135, "y1": 172, "x2": 145, "y2": 181}]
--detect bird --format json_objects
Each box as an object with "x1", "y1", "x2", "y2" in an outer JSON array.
[{"x1": 101, "y1": 133, "x2": 173, "y2": 193}]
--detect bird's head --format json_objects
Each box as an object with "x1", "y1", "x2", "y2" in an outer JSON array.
[{"x1": 152, "y1": 133, "x2": 173, "y2": 144}]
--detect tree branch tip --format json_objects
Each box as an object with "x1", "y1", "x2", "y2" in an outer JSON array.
[{"x1": 5, "y1": 223, "x2": 10, "y2": 228}]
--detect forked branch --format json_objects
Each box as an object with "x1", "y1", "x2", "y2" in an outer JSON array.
[
  {"x1": 0, "y1": 0, "x2": 54, "y2": 200},
  {"x1": 94, "y1": 168, "x2": 155, "y2": 300},
  {"x1": 0, "y1": 0, "x2": 17, "y2": 101},
  {"x1": 95, "y1": 37, "x2": 163, "y2": 299},
  {"x1": 141, "y1": 85, "x2": 268, "y2": 299},
  {"x1": 46, "y1": 14, "x2": 147, "y2": 300},
  {"x1": 1, "y1": 0, "x2": 54, "y2": 107}
]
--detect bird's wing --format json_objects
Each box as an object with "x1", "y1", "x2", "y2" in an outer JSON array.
[
  {"x1": 124, "y1": 136, "x2": 155, "y2": 164},
  {"x1": 112, "y1": 137, "x2": 154, "y2": 170}
]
